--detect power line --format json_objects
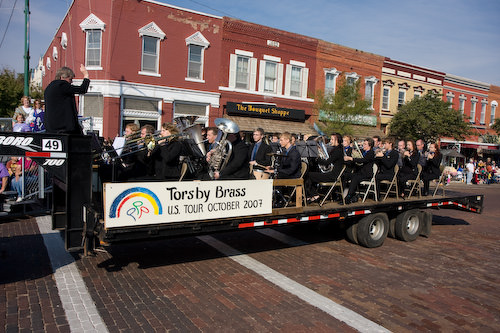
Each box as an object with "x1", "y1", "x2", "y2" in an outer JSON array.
[
  {"x1": 185, "y1": 0, "x2": 240, "y2": 19},
  {"x1": 0, "y1": 0, "x2": 18, "y2": 50}
]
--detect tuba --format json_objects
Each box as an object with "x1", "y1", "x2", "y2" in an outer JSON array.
[
  {"x1": 316, "y1": 137, "x2": 333, "y2": 173},
  {"x1": 174, "y1": 116, "x2": 206, "y2": 156},
  {"x1": 208, "y1": 118, "x2": 239, "y2": 179}
]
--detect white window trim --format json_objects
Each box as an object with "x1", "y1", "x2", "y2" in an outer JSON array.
[
  {"x1": 470, "y1": 98, "x2": 477, "y2": 123},
  {"x1": 364, "y1": 76, "x2": 378, "y2": 109},
  {"x1": 259, "y1": 59, "x2": 283, "y2": 94},
  {"x1": 398, "y1": 89, "x2": 406, "y2": 107},
  {"x1": 324, "y1": 68, "x2": 340, "y2": 95},
  {"x1": 80, "y1": 14, "x2": 105, "y2": 70},
  {"x1": 228, "y1": 51, "x2": 257, "y2": 91},
  {"x1": 138, "y1": 22, "x2": 165, "y2": 76},
  {"x1": 285, "y1": 61, "x2": 309, "y2": 98},
  {"x1": 382, "y1": 86, "x2": 390, "y2": 111},
  {"x1": 480, "y1": 99, "x2": 487, "y2": 125},
  {"x1": 185, "y1": 32, "x2": 210, "y2": 81},
  {"x1": 490, "y1": 101, "x2": 498, "y2": 125},
  {"x1": 345, "y1": 72, "x2": 360, "y2": 84}
]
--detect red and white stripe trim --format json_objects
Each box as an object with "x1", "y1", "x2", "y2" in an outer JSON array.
[
  {"x1": 26, "y1": 152, "x2": 67, "y2": 158},
  {"x1": 238, "y1": 210, "x2": 371, "y2": 229}
]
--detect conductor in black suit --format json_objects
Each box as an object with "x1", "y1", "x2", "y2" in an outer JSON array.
[
  {"x1": 248, "y1": 128, "x2": 272, "y2": 179},
  {"x1": 44, "y1": 65, "x2": 90, "y2": 134}
]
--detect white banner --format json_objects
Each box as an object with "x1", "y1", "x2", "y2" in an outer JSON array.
[{"x1": 104, "y1": 179, "x2": 273, "y2": 228}]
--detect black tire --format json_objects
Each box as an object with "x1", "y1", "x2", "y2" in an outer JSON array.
[
  {"x1": 356, "y1": 213, "x2": 389, "y2": 248},
  {"x1": 345, "y1": 222, "x2": 359, "y2": 244},
  {"x1": 388, "y1": 217, "x2": 396, "y2": 238},
  {"x1": 419, "y1": 210, "x2": 432, "y2": 238},
  {"x1": 395, "y1": 209, "x2": 422, "y2": 242}
]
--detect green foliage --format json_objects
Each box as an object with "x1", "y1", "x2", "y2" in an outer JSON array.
[
  {"x1": 491, "y1": 118, "x2": 500, "y2": 135},
  {"x1": 314, "y1": 77, "x2": 373, "y2": 135},
  {"x1": 30, "y1": 85, "x2": 44, "y2": 101},
  {"x1": 388, "y1": 92, "x2": 473, "y2": 143},
  {"x1": 0, "y1": 68, "x2": 25, "y2": 117},
  {"x1": 481, "y1": 133, "x2": 499, "y2": 144}
]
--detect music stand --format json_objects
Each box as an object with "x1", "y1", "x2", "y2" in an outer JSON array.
[{"x1": 295, "y1": 141, "x2": 319, "y2": 158}]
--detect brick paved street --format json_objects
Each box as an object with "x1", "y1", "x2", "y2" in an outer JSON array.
[{"x1": 1, "y1": 183, "x2": 500, "y2": 332}]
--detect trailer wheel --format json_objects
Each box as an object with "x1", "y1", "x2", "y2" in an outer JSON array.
[
  {"x1": 345, "y1": 222, "x2": 358, "y2": 244},
  {"x1": 356, "y1": 213, "x2": 389, "y2": 248},
  {"x1": 388, "y1": 217, "x2": 396, "y2": 238},
  {"x1": 419, "y1": 210, "x2": 432, "y2": 238},
  {"x1": 395, "y1": 209, "x2": 422, "y2": 242}
]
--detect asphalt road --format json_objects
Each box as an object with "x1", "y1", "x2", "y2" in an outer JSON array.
[{"x1": 1, "y1": 183, "x2": 499, "y2": 332}]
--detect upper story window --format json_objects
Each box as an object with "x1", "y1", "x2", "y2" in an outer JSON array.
[
  {"x1": 228, "y1": 50, "x2": 257, "y2": 91},
  {"x1": 236, "y1": 56, "x2": 250, "y2": 89},
  {"x1": 480, "y1": 99, "x2": 487, "y2": 125},
  {"x1": 397, "y1": 83, "x2": 409, "y2": 109},
  {"x1": 80, "y1": 14, "x2": 106, "y2": 70},
  {"x1": 470, "y1": 97, "x2": 478, "y2": 123},
  {"x1": 138, "y1": 22, "x2": 166, "y2": 77},
  {"x1": 382, "y1": 87, "x2": 390, "y2": 110},
  {"x1": 185, "y1": 32, "x2": 210, "y2": 82},
  {"x1": 345, "y1": 72, "x2": 360, "y2": 86},
  {"x1": 459, "y1": 94, "x2": 466, "y2": 114},
  {"x1": 285, "y1": 60, "x2": 309, "y2": 98},
  {"x1": 398, "y1": 90, "x2": 406, "y2": 108},
  {"x1": 259, "y1": 55, "x2": 283, "y2": 94},
  {"x1": 491, "y1": 101, "x2": 498, "y2": 125},
  {"x1": 446, "y1": 91, "x2": 455, "y2": 108},
  {"x1": 324, "y1": 68, "x2": 340, "y2": 95},
  {"x1": 364, "y1": 76, "x2": 378, "y2": 108}
]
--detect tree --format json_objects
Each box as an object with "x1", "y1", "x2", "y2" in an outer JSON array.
[
  {"x1": 388, "y1": 92, "x2": 473, "y2": 143},
  {"x1": 314, "y1": 77, "x2": 373, "y2": 135},
  {"x1": 0, "y1": 68, "x2": 24, "y2": 117},
  {"x1": 491, "y1": 118, "x2": 500, "y2": 135}
]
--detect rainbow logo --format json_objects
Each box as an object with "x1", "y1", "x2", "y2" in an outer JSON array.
[{"x1": 109, "y1": 187, "x2": 162, "y2": 219}]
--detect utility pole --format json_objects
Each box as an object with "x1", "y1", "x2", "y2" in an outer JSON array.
[{"x1": 24, "y1": 0, "x2": 30, "y2": 96}]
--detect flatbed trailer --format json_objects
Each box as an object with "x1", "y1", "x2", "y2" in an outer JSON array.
[
  {"x1": 97, "y1": 182, "x2": 482, "y2": 249},
  {"x1": 0, "y1": 132, "x2": 483, "y2": 252}
]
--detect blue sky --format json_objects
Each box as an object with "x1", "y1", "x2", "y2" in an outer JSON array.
[{"x1": 1, "y1": 0, "x2": 499, "y2": 85}]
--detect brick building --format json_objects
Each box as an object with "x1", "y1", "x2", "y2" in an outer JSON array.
[
  {"x1": 316, "y1": 41, "x2": 385, "y2": 136},
  {"x1": 42, "y1": 0, "x2": 223, "y2": 137},
  {"x1": 380, "y1": 58, "x2": 445, "y2": 133},
  {"x1": 219, "y1": 18, "x2": 318, "y2": 135}
]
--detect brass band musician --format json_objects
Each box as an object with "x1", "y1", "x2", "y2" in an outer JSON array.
[
  {"x1": 248, "y1": 128, "x2": 272, "y2": 179},
  {"x1": 147, "y1": 123, "x2": 183, "y2": 180},
  {"x1": 266, "y1": 132, "x2": 301, "y2": 179},
  {"x1": 305, "y1": 133, "x2": 344, "y2": 204},
  {"x1": 214, "y1": 132, "x2": 250, "y2": 180},
  {"x1": 398, "y1": 140, "x2": 419, "y2": 199},
  {"x1": 342, "y1": 138, "x2": 375, "y2": 204},
  {"x1": 375, "y1": 138, "x2": 399, "y2": 200}
]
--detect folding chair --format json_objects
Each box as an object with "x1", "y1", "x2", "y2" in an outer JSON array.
[
  {"x1": 407, "y1": 164, "x2": 422, "y2": 199},
  {"x1": 318, "y1": 165, "x2": 346, "y2": 206},
  {"x1": 285, "y1": 161, "x2": 308, "y2": 207},
  {"x1": 359, "y1": 163, "x2": 378, "y2": 202},
  {"x1": 380, "y1": 165, "x2": 399, "y2": 201},
  {"x1": 432, "y1": 165, "x2": 446, "y2": 197},
  {"x1": 178, "y1": 161, "x2": 188, "y2": 181}
]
